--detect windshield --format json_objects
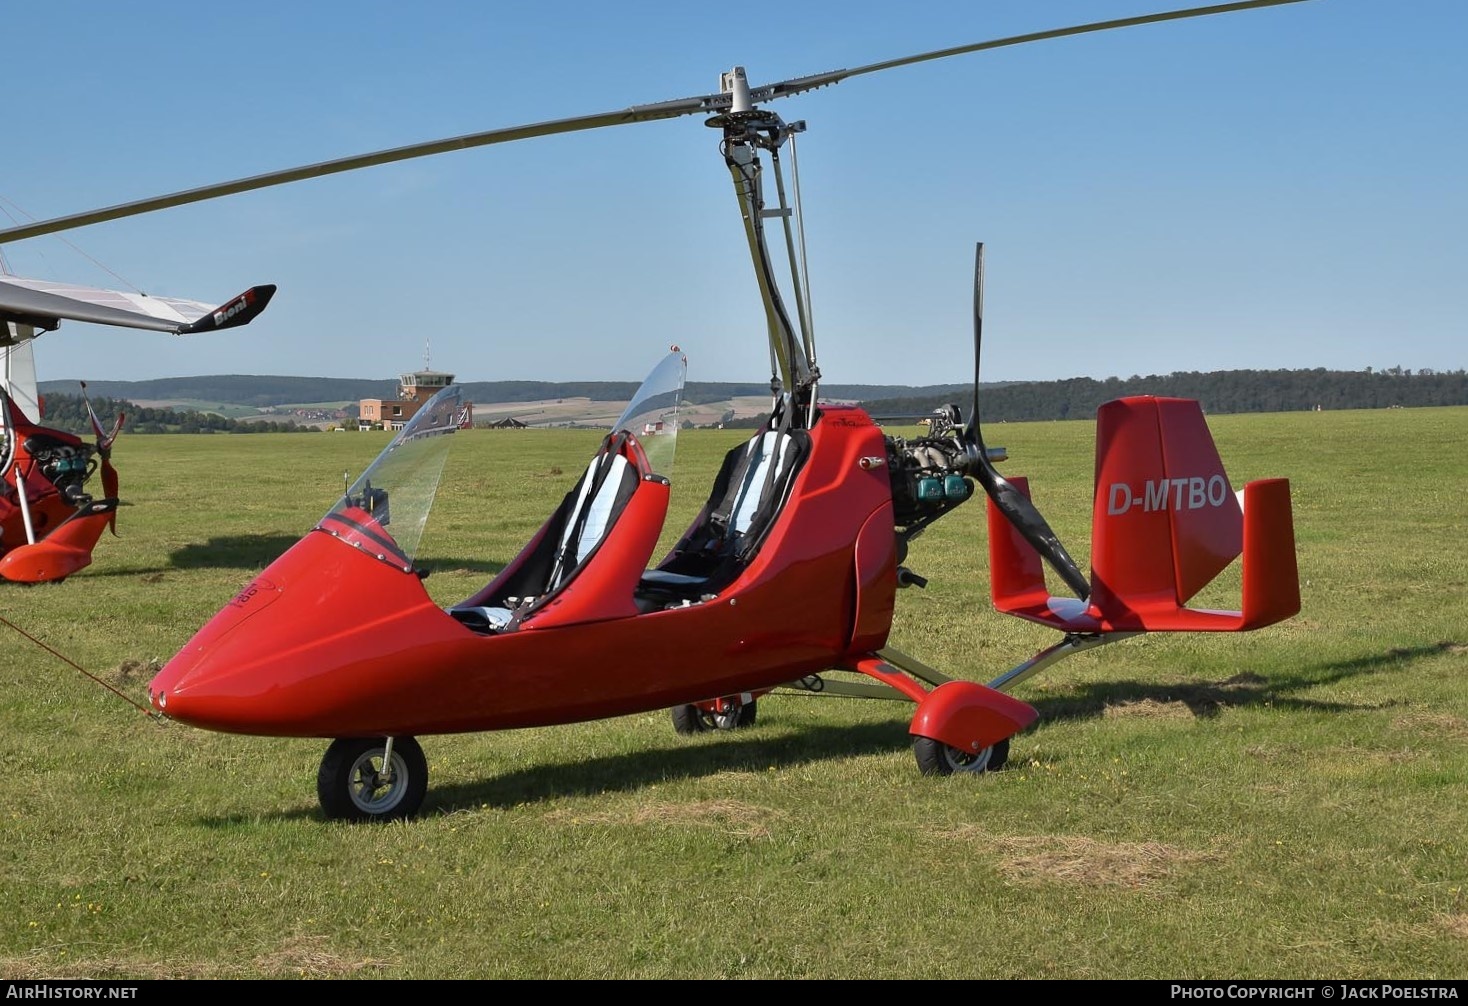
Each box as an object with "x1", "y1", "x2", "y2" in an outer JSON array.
[
  {"x1": 314, "y1": 351, "x2": 683, "y2": 574},
  {"x1": 615, "y1": 348, "x2": 686, "y2": 475},
  {"x1": 317, "y1": 384, "x2": 465, "y2": 570},
  {"x1": 0, "y1": 389, "x2": 14, "y2": 480}
]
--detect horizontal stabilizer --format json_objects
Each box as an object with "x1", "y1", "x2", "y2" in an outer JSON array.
[{"x1": 0, "y1": 275, "x2": 275, "y2": 334}]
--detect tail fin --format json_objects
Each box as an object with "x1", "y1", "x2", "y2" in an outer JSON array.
[{"x1": 989, "y1": 396, "x2": 1299, "y2": 633}]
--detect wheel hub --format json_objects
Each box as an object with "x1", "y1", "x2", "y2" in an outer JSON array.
[{"x1": 349, "y1": 749, "x2": 406, "y2": 814}]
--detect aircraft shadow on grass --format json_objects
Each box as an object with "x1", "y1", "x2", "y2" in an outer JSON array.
[
  {"x1": 1025, "y1": 643, "x2": 1448, "y2": 723},
  {"x1": 194, "y1": 645, "x2": 1452, "y2": 826},
  {"x1": 197, "y1": 721, "x2": 911, "y2": 826},
  {"x1": 169, "y1": 534, "x2": 303, "y2": 570},
  {"x1": 424, "y1": 721, "x2": 910, "y2": 815}
]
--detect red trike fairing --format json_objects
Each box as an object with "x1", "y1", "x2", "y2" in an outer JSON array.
[{"x1": 0, "y1": 384, "x2": 120, "y2": 584}]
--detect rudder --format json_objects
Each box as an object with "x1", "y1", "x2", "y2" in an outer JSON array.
[{"x1": 987, "y1": 395, "x2": 1298, "y2": 633}]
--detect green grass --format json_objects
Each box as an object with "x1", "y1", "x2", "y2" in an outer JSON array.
[{"x1": 1, "y1": 408, "x2": 1466, "y2": 978}]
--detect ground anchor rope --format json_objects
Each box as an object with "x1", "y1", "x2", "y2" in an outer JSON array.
[{"x1": 1, "y1": 614, "x2": 161, "y2": 718}]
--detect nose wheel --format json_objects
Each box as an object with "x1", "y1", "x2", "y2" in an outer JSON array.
[
  {"x1": 913, "y1": 735, "x2": 1010, "y2": 776},
  {"x1": 317, "y1": 735, "x2": 428, "y2": 821}
]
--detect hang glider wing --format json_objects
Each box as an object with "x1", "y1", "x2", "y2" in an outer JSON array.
[{"x1": 0, "y1": 276, "x2": 275, "y2": 335}]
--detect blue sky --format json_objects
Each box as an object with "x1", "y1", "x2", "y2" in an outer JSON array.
[{"x1": 2, "y1": 0, "x2": 1462, "y2": 388}]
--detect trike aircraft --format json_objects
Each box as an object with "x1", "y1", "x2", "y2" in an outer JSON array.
[{"x1": 0, "y1": 280, "x2": 273, "y2": 582}]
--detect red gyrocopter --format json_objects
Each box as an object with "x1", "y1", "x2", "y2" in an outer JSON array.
[{"x1": 0, "y1": 1, "x2": 1309, "y2": 819}]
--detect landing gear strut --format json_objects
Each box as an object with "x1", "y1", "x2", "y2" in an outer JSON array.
[{"x1": 317, "y1": 735, "x2": 428, "y2": 821}]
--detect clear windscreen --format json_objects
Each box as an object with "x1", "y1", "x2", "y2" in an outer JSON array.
[
  {"x1": 318, "y1": 385, "x2": 466, "y2": 569},
  {"x1": 614, "y1": 349, "x2": 686, "y2": 475},
  {"x1": 1, "y1": 341, "x2": 40, "y2": 429},
  {"x1": 0, "y1": 389, "x2": 14, "y2": 479}
]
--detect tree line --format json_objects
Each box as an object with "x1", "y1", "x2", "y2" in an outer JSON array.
[
  {"x1": 33, "y1": 393, "x2": 318, "y2": 435},
  {"x1": 856, "y1": 368, "x2": 1468, "y2": 423}
]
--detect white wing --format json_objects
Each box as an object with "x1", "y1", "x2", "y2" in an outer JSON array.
[{"x1": 0, "y1": 275, "x2": 275, "y2": 335}]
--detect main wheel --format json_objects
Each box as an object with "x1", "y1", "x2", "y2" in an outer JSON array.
[
  {"x1": 317, "y1": 736, "x2": 428, "y2": 822},
  {"x1": 913, "y1": 736, "x2": 1010, "y2": 776},
  {"x1": 671, "y1": 698, "x2": 758, "y2": 735}
]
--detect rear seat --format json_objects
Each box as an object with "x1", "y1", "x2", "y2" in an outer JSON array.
[{"x1": 640, "y1": 422, "x2": 808, "y2": 601}]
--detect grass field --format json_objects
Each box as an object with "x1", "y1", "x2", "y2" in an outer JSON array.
[{"x1": 1, "y1": 407, "x2": 1465, "y2": 979}]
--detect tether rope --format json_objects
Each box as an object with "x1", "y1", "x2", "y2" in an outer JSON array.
[{"x1": 0, "y1": 613, "x2": 160, "y2": 718}]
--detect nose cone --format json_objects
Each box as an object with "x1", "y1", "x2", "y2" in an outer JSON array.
[
  {"x1": 148, "y1": 574, "x2": 295, "y2": 733},
  {"x1": 149, "y1": 529, "x2": 469, "y2": 737}
]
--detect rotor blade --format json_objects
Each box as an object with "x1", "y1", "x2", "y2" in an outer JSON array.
[
  {"x1": 0, "y1": 0, "x2": 1314, "y2": 246},
  {"x1": 964, "y1": 243, "x2": 1091, "y2": 601},
  {"x1": 815, "y1": 0, "x2": 1315, "y2": 94},
  {"x1": 0, "y1": 99, "x2": 728, "y2": 245},
  {"x1": 733, "y1": 0, "x2": 1316, "y2": 106},
  {"x1": 79, "y1": 380, "x2": 124, "y2": 452}
]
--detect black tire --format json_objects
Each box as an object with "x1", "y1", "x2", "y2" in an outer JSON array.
[
  {"x1": 317, "y1": 736, "x2": 428, "y2": 822},
  {"x1": 670, "y1": 697, "x2": 758, "y2": 735},
  {"x1": 913, "y1": 735, "x2": 1010, "y2": 777}
]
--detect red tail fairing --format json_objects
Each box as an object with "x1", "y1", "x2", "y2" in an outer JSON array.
[
  {"x1": 0, "y1": 500, "x2": 117, "y2": 583},
  {"x1": 988, "y1": 396, "x2": 1299, "y2": 633},
  {"x1": 1, "y1": 395, "x2": 124, "y2": 581}
]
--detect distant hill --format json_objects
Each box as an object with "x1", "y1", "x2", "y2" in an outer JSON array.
[
  {"x1": 38, "y1": 375, "x2": 394, "y2": 407},
  {"x1": 38, "y1": 368, "x2": 1466, "y2": 423},
  {"x1": 38, "y1": 375, "x2": 978, "y2": 409}
]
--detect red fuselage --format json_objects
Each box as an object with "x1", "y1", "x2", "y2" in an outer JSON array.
[{"x1": 149, "y1": 406, "x2": 900, "y2": 738}]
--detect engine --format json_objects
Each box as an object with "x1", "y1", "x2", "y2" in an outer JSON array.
[
  {"x1": 24, "y1": 435, "x2": 98, "y2": 508},
  {"x1": 885, "y1": 408, "x2": 975, "y2": 533}
]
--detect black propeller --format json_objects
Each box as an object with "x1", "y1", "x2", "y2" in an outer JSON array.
[
  {"x1": 0, "y1": 0, "x2": 1314, "y2": 245},
  {"x1": 964, "y1": 243, "x2": 1091, "y2": 601}
]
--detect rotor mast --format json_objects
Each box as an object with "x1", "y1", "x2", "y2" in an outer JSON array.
[{"x1": 708, "y1": 68, "x2": 818, "y2": 416}]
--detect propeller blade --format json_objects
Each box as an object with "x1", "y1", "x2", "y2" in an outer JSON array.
[
  {"x1": 0, "y1": 0, "x2": 1314, "y2": 245},
  {"x1": 101, "y1": 456, "x2": 120, "y2": 536},
  {"x1": 79, "y1": 379, "x2": 123, "y2": 533},
  {"x1": 79, "y1": 381, "x2": 124, "y2": 452},
  {"x1": 964, "y1": 243, "x2": 1091, "y2": 601}
]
